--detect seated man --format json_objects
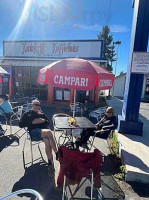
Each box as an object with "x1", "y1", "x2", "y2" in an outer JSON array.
[
  {"x1": 19, "y1": 99, "x2": 58, "y2": 177},
  {"x1": 0, "y1": 94, "x2": 13, "y2": 134},
  {"x1": 76, "y1": 107, "x2": 117, "y2": 147}
]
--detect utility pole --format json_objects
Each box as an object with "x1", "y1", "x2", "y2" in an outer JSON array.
[
  {"x1": 112, "y1": 40, "x2": 121, "y2": 96},
  {"x1": 118, "y1": 0, "x2": 149, "y2": 135}
]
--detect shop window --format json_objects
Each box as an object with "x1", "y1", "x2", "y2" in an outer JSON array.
[
  {"x1": 31, "y1": 67, "x2": 41, "y2": 88},
  {"x1": 54, "y1": 88, "x2": 70, "y2": 101},
  {"x1": 22, "y1": 66, "x2": 30, "y2": 76},
  {"x1": 55, "y1": 89, "x2": 63, "y2": 100},
  {"x1": 13, "y1": 66, "x2": 48, "y2": 100},
  {"x1": 23, "y1": 76, "x2": 31, "y2": 88},
  {"x1": 64, "y1": 90, "x2": 70, "y2": 100}
]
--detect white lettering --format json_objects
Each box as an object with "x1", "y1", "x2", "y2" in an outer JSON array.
[
  {"x1": 70, "y1": 77, "x2": 75, "y2": 85},
  {"x1": 75, "y1": 77, "x2": 80, "y2": 86},
  {"x1": 99, "y1": 80, "x2": 112, "y2": 87},
  {"x1": 64, "y1": 76, "x2": 70, "y2": 85},
  {"x1": 81, "y1": 78, "x2": 86, "y2": 86},
  {"x1": 53, "y1": 75, "x2": 88, "y2": 87},
  {"x1": 54, "y1": 75, "x2": 59, "y2": 84},
  {"x1": 59, "y1": 76, "x2": 64, "y2": 84},
  {"x1": 86, "y1": 78, "x2": 88, "y2": 87}
]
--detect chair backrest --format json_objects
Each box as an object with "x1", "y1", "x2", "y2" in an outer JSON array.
[
  {"x1": 70, "y1": 103, "x2": 81, "y2": 112},
  {"x1": 57, "y1": 146, "x2": 103, "y2": 187},
  {"x1": 0, "y1": 189, "x2": 43, "y2": 200},
  {"x1": 10, "y1": 106, "x2": 23, "y2": 121},
  {"x1": 52, "y1": 113, "x2": 70, "y2": 127},
  {"x1": 22, "y1": 103, "x2": 32, "y2": 113}
]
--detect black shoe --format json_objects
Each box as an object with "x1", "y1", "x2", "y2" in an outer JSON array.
[
  {"x1": 75, "y1": 140, "x2": 81, "y2": 148},
  {"x1": 0, "y1": 130, "x2": 5, "y2": 135},
  {"x1": 80, "y1": 143, "x2": 89, "y2": 150},
  {"x1": 48, "y1": 165, "x2": 55, "y2": 177}
]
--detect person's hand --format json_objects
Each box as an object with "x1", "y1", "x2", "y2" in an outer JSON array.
[
  {"x1": 95, "y1": 125, "x2": 98, "y2": 130},
  {"x1": 39, "y1": 118, "x2": 45, "y2": 123},
  {"x1": 32, "y1": 118, "x2": 45, "y2": 124},
  {"x1": 100, "y1": 129, "x2": 104, "y2": 134}
]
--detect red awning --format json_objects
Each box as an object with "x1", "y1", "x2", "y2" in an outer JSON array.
[{"x1": 37, "y1": 58, "x2": 115, "y2": 91}]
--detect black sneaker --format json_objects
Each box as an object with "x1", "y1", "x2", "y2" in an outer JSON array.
[
  {"x1": 0, "y1": 130, "x2": 5, "y2": 135},
  {"x1": 80, "y1": 143, "x2": 89, "y2": 150}
]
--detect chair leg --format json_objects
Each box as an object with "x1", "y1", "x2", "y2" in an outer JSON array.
[
  {"x1": 90, "y1": 170, "x2": 94, "y2": 200},
  {"x1": 10, "y1": 121, "x2": 12, "y2": 135},
  {"x1": 38, "y1": 143, "x2": 45, "y2": 163},
  {"x1": 89, "y1": 135, "x2": 96, "y2": 151},
  {"x1": 30, "y1": 140, "x2": 33, "y2": 165},
  {"x1": 5, "y1": 120, "x2": 8, "y2": 132},
  {"x1": 62, "y1": 176, "x2": 66, "y2": 200},
  {"x1": 22, "y1": 138, "x2": 27, "y2": 169}
]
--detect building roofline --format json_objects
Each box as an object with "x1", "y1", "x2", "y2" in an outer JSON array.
[
  {"x1": 116, "y1": 72, "x2": 127, "y2": 78},
  {"x1": 0, "y1": 57, "x2": 107, "y2": 62}
]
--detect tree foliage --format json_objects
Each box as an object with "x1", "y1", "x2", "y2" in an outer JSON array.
[{"x1": 97, "y1": 25, "x2": 116, "y2": 72}]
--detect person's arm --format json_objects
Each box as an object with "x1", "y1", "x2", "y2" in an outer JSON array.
[
  {"x1": 95, "y1": 116, "x2": 106, "y2": 129},
  {"x1": 0, "y1": 105, "x2": 4, "y2": 114},
  {"x1": 19, "y1": 112, "x2": 32, "y2": 128},
  {"x1": 42, "y1": 114, "x2": 50, "y2": 125},
  {"x1": 32, "y1": 114, "x2": 50, "y2": 125},
  {"x1": 102, "y1": 116, "x2": 117, "y2": 130}
]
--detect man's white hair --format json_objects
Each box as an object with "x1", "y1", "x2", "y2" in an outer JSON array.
[{"x1": 32, "y1": 99, "x2": 40, "y2": 105}]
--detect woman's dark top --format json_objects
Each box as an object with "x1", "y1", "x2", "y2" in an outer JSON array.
[
  {"x1": 77, "y1": 115, "x2": 117, "y2": 144},
  {"x1": 19, "y1": 110, "x2": 49, "y2": 132},
  {"x1": 96, "y1": 115, "x2": 117, "y2": 132}
]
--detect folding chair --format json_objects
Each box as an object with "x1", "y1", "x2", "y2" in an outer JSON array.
[
  {"x1": 0, "y1": 189, "x2": 43, "y2": 200},
  {"x1": 52, "y1": 113, "x2": 71, "y2": 147},
  {"x1": 0, "y1": 114, "x2": 9, "y2": 133},
  {"x1": 57, "y1": 146, "x2": 103, "y2": 200},
  {"x1": 22, "y1": 128, "x2": 45, "y2": 169},
  {"x1": 70, "y1": 102, "x2": 82, "y2": 117},
  {"x1": 9, "y1": 105, "x2": 24, "y2": 135},
  {"x1": 22, "y1": 103, "x2": 32, "y2": 113}
]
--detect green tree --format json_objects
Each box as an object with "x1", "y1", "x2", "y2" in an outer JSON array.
[{"x1": 97, "y1": 25, "x2": 116, "y2": 72}]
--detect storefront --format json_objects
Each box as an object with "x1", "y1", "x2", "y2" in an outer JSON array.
[{"x1": 0, "y1": 40, "x2": 106, "y2": 104}]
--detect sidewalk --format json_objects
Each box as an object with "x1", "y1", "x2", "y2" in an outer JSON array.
[
  {"x1": 106, "y1": 97, "x2": 149, "y2": 183},
  {"x1": 0, "y1": 104, "x2": 125, "y2": 200}
]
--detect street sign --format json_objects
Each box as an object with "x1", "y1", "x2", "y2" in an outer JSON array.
[{"x1": 131, "y1": 52, "x2": 149, "y2": 73}]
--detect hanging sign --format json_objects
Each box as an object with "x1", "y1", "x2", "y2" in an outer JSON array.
[{"x1": 131, "y1": 52, "x2": 149, "y2": 73}]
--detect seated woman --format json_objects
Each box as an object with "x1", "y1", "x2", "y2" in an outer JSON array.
[
  {"x1": 0, "y1": 94, "x2": 13, "y2": 134},
  {"x1": 75, "y1": 107, "x2": 117, "y2": 147}
]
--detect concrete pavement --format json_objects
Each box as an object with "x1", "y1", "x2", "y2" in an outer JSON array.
[
  {"x1": 0, "y1": 105, "x2": 125, "y2": 200},
  {"x1": 106, "y1": 97, "x2": 149, "y2": 183}
]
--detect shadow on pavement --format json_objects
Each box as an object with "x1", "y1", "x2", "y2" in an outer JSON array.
[
  {"x1": 122, "y1": 149, "x2": 149, "y2": 173},
  {"x1": 128, "y1": 181, "x2": 149, "y2": 198},
  {"x1": 0, "y1": 135, "x2": 19, "y2": 152},
  {"x1": 101, "y1": 154, "x2": 125, "y2": 199},
  {"x1": 102, "y1": 154, "x2": 121, "y2": 175},
  {"x1": 101, "y1": 173, "x2": 125, "y2": 200},
  {"x1": 12, "y1": 162, "x2": 62, "y2": 200}
]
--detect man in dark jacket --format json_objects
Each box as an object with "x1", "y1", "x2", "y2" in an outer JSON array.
[
  {"x1": 19, "y1": 100, "x2": 58, "y2": 177},
  {"x1": 76, "y1": 107, "x2": 117, "y2": 147}
]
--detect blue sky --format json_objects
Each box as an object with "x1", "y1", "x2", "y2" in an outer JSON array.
[{"x1": 0, "y1": 0, "x2": 133, "y2": 75}]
